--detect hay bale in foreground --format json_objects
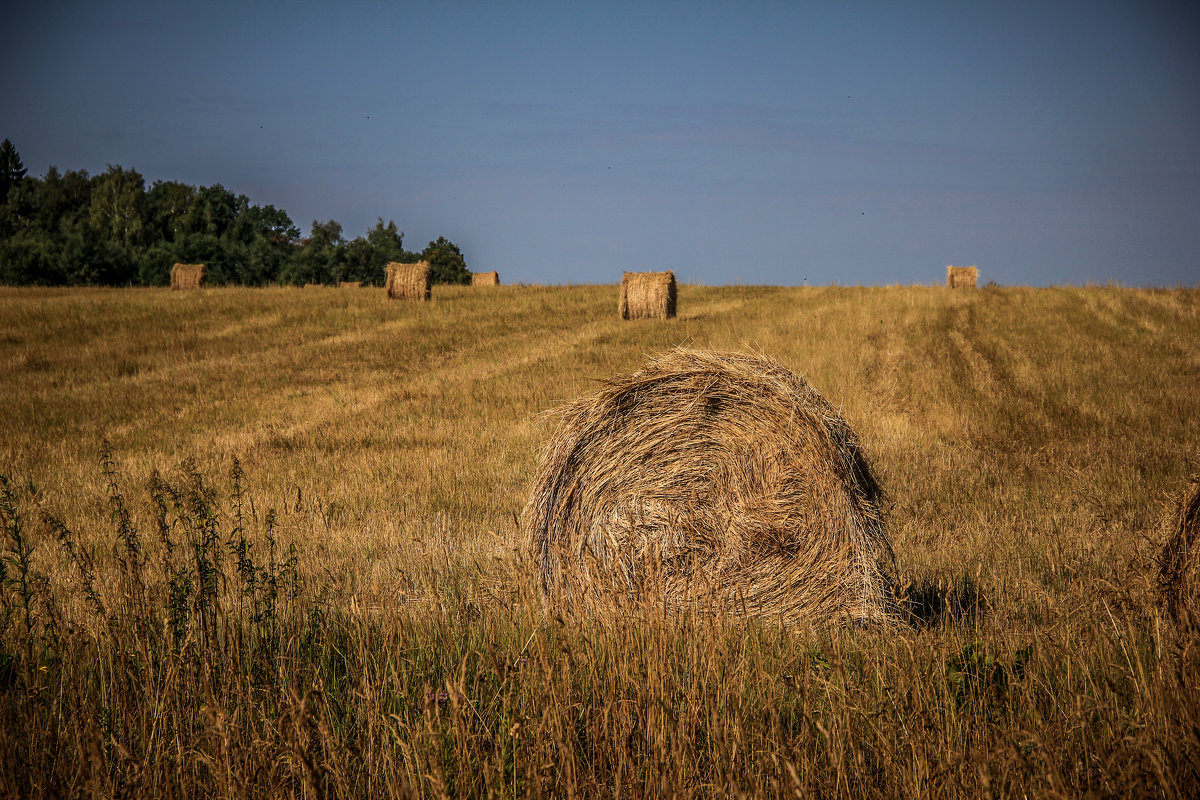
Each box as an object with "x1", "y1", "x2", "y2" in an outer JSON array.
[
  {"x1": 1160, "y1": 461, "x2": 1200, "y2": 633},
  {"x1": 339, "y1": 281, "x2": 362, "y2": 289},
  {"x1": 619, "y1": 270, "x2": 676, "y2": 319},
  {"x1": 946, "y1": 265, "x2": 978, "y2": 289},
  {"x1": 170, "y1": 263, "x2": 206, "y2": 290},
  {"x1": 471, "y1": 271, "x2": 500, "y2": 286},
  {"x1": 385, "y1": 261, "x2": 431, "y2": 301},
  {"x1": 522, "y1": 349, "x2": 896, "y2": 627}
]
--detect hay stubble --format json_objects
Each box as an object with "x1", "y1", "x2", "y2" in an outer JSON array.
[{"x1": 2, "y1": 283, "x2": 1199, "y2": 798}]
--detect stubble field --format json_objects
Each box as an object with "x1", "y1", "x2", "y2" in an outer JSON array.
[{"x1": 1, "y1": 282, "x2": 1198, "y2": 798}]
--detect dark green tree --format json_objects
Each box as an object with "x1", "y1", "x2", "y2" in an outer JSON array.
[
  {"x1": 89, "y1": 165, "x2": 145, "y2": 252},
  {"x1": 0, "y1": 149, "x2": 464, "y2": 288},
  {"x1": 421, "y1": 235, "x2": 470, "y2": 285},
  {"x1": 145, "y1": 180, "x2": 196, "y2": 241},
  {"x1": 234, "y1": 204, "x2": 299, "y2": 285},
  {"x1": 343, "y1": 218, "x2": 416, "y2": 285},
  {"x1": 280, "y1": 220, "x2": 344, "y2": 285},
  {"x1": 184, "y1": 184, "x2": 243, "y2": 239},
  {"x1": 0, "y1": 228, "x2": 56, "y2": 285},
  {"x1": 0, "y1": 139, "x2": 27, "y2": 203}
]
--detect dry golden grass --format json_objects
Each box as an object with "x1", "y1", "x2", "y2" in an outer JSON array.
[{"x1": 1, "y1": 282, "x2": 1199, "y2": 798}]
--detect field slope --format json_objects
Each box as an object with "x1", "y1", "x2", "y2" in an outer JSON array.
[{"x1": 1, "y1": 283, "x2": 1198, "y2": 798}]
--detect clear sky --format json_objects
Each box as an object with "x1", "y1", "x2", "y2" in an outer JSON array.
[{"x1": 5, "y1": 0, "x2": 1198, "y2": 286}]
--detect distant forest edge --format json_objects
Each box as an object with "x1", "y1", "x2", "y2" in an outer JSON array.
[{"x1": 0, "y1": 139, "x2": 471, "y2": 287}]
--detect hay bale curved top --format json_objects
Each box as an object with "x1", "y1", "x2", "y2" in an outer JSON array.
[
  {"x1": 1160, "y1": 459, "x2": 1200, "y2": 633},
  {"x1": 522, "y1": 349, "x2": 896, "y2": 627}
]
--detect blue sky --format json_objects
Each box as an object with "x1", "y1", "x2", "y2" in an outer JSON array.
[{"x1": 5, "y1": 0, "x2": 1198, "y2": 286}]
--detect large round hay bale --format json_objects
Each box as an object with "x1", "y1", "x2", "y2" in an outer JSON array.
[
  {"x1": 522, "y1": 349, "x2": 896, "y2": 627},
  {"x1": 1160, "y1": 460, "x2": 1200, "y2": 633}
]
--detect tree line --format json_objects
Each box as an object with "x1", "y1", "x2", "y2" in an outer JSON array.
[{"x1": 0, "y1": 139, "x2": 470, "y2": 286}]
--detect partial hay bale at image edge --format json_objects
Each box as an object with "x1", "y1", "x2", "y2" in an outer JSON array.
[
  {"x1": 620, "y1": 270, "x2": 677, "y2": 319},
  {"x1": 947, "y1": 265, "x2": 979, "y2": 289},
  {"x1": 471, "y1": 271, "x2": 500, "y2": 286},
  {"x1": 1160, "y1": 461, "x2": 1200, "y2": 634},
  {"x1": 522, "y1": 349, "x2": 896, "y2": 628},
  {"x1": 170, "y1": 263, "x2": 206, "y2": 290},
  {"x1": 385, "y1": 261, "x2": 432, "y2": 301}
]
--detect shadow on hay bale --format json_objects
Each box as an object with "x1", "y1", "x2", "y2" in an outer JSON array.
[
  {"x1": 522, "y1": 349, "x2": 897, "y2": 628},
  {"x1": 1160, "y1": 460, "x2": 1200, "y2": 635}
]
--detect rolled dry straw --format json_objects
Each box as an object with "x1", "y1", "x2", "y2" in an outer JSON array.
[
  {"x1": 619, "y1": 270, "x2": 676, "y2": 319},
  {"x1": 339, "y1": 281, "x2": 362, "y2": 289},
  {"x1": 385, "y1": 261, "x2": 431, "y2": 301},
  {"x1": 1160, "y1": 459, "x2": 1200, "y2": 634},
  {"x1": 523, "y1": 349, "x2": 896, "y2": 627},
  {"x1": 471, "y1": 271, "x2": 500, "y2": 286},
  {"x1": 170, "y1": 263, "x2": 206, "y2": 290},
  {"x1": 946, "y1": 265, "x2": 978, "y2": 288}
]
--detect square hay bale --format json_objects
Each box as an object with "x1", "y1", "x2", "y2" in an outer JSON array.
[
  {"x1": 619, "y1": 270, "x2": 676, "y2": 320},
  {"x1": 946, "y1": 265, "x2": 979, "y2": 289},
  {"x1": 339, "y1": 281, "x2": 362, "y2": 289},
  {"x1": 471, "y1": 270, "x2": 500, "y2": 286},
  {"x1": 385, "y1": 261, "x2": 431, "y2": 301},
  {"x1": 170, "y1": 263, "x2": 206, "y2": 290}
]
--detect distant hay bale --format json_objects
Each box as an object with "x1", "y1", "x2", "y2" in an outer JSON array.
[
  {"x1": 471, "y1": 271, "x2": 500, "y2": 287},
  {"x1": 339, "y1": 281, "x2": 362, "y2": 289},
  {"x1": 1160, "y1": 461, "x2": 1200, "y2": 634},
  {"x1": 170, "y1": 263, "x2": 206, "y2": 290},
  {"x1": 385, "y1": 261, "x2": 431, "y2": 301},
  {"x1": 946, "y1": 265, "x2": 978, "y2": 289},
  {"x1": 522, "y1": 349, "x2": 896, "y2": 628},
  {"x1": 620, "y1": 270, "x2": 677, "y2": 320}
]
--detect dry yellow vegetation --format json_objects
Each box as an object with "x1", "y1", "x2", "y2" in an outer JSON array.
[{"x1": 1, "y1": 282, "x2": 1199, "y2": 798}]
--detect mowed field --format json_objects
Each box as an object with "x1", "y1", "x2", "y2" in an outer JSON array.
[{"x1": 1, "y1": 283, "x2": 1198, "y2": 798}]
